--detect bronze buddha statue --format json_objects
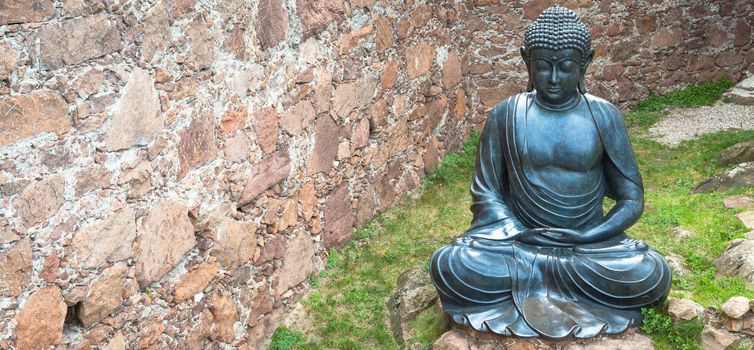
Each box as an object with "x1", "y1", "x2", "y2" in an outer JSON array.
[{"x1": 429, "y1": 6, "x2": 670, "y2": 339}]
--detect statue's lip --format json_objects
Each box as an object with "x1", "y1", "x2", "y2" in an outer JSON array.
[{"x1": 547, "y1": 87, "x2": 561, "y2": 92}]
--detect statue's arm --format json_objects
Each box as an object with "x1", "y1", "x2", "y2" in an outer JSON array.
[
  {"x1": 464, "y1": 102, "x2": 527, "y2": 240},
  {"x1": 581, "y1": 156, "x2": 644, "y2": 243},
  {"x1": 581, "y1": 100, "x2": 645, "y2": 243}
]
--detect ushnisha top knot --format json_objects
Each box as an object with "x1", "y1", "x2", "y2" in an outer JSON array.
[{"x1": 523, "y1": 6, "x2": 592, "y2": 67}]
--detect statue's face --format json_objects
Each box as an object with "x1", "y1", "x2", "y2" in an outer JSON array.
[{"x1": 528, "y1": 48, "x2": 582, "y2": 105}]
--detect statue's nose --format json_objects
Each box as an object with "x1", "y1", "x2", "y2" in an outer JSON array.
[{"x1": 549, "y1": 66, "x2": 559, "y2": 84}]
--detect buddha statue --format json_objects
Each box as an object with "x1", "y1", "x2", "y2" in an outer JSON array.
[{"x1": 429, "y1": 6, "x2": 670, "y2": 339}]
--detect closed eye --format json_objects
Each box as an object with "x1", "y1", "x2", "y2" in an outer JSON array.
[
  {"x1": 559, "y1": 60, "x2": 578, "y2": 72},
  {"x1": 534, "y1": 60, "x2": 551, "y2": 71}
]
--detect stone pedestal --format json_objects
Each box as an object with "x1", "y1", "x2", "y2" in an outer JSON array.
[{"x1": 433, "y1": 327, "x2": 654, "y2": 350}]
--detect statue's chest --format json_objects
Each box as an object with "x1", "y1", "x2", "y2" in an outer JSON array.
[{"x1": 517, "y1": 107, "x2": 603, "y2": 171}]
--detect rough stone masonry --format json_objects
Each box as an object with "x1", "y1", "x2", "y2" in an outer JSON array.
[{"x1": 0, "y1": 0, "x2": 751, "y2": 348}]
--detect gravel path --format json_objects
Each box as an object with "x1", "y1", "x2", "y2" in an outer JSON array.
[{"x1": 648, "y1": 102, "x2": 754, "y2": 146}]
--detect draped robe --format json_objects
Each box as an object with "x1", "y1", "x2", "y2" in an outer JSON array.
[{"x1": 429, "y1": 93, "x2": 671, "y2": 339}]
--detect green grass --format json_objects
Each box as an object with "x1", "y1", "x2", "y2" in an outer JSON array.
[
  {"x1": 636, "y1": 77, "x2": 734, "y2": 112},
  {"x1": 629, "y1": 131, "x2": 754, "y2": 306},
  {"x1": 641, "y1": 308, "x2": 704, "y2": 350},
  {"x1": 625, "y1": 77, "x2": 734, "y2": 129},
  {"x1": 270, "y1": 77, "x2": 754, "y2": 349},
  {"x1": 624, "y1": 78, "x2": 754, "y2": 306},
  {"x1": 269, "y1": 327, "x2": 305, "y2": 350},
  {"x1": 275, "y1": 134, "x2": 479, "y2": 349}
]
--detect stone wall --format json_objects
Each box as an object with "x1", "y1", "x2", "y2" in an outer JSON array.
[
  {"x1": 467, "y1": 0, "x2": 754, "y2": 116},
  {"x1": 0, "y1": 0, "x2": 750, "y2": 349}
]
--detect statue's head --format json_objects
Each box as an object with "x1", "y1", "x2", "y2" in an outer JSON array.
[{"x1": 521, "y1": 6, "x2": 594, "y2": 105}]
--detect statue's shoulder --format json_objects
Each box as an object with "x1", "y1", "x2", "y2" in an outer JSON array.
[
  {"x1": 583, "y1": 94, "x2": 642, "y2": 186},
  {"x1": 490, "y1": 93, "x2": 529, "y2": 122},
  {"x1": 583, "y1": 93, "x2": 622, "y2": 116}
]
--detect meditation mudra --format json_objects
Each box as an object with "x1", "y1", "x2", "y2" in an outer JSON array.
[{"x1": 429, "y1": 7, "x2": 670, "y2": 339}]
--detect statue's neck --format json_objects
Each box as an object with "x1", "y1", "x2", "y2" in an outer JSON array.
[{"x1": 533, "y1": 92, "x2": 582, "y2": 111}]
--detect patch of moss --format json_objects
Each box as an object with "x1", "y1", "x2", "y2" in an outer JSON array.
[
  {"x1": 407, "y1": 303, "x2": 449, "y2": 349},
  {"x1": 732, "y1": 340, "x2": 754, "y2": 350}
]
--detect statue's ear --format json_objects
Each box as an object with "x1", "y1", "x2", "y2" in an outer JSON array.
[
  {"x1": 579, "y1": 49, "x2": 595, "y2": 94},
  {"x1": 521, "y1": 47, "x2": 534, "y2": 92},
  {"x1": 584, "y1": 48, "x2": 595, "y2": 70},
  {"x1": 520, "y1": 47, "x2": 529, "y2": 66}
]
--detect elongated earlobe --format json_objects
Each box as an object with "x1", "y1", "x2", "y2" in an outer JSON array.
[
  {"x1": 580, "y1": 49, "x2": 594, "y2": 94},
  {"x1": 521, "y1": 47, "x2": 534, "y2": 92},
  {"x1": 578, "y1": 77, "x2": 587, "y2": 94}
]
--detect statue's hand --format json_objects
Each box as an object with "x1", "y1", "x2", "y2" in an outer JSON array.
[
  {"x1": 517, "y1": 228, "x2": 575, "y2": 247},
  {"x1": 539, "y1": 228, "x2": 589, "y2": 244}
]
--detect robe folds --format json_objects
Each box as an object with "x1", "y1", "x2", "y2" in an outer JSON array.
[{"x1": 429, "y1": 93, "x2": 671, "y2": 339}]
